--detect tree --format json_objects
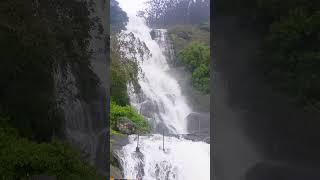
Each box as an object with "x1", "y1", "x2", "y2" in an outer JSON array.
[
  {"x1": 144, "y1": 0, "x2": 210, "y2": 27},
  {"x1": 178, "y1": 42, "x2": 210, "y2": 94},
  {"x1": 110, "y1": 0, "x2": 128, "y2": 32}
]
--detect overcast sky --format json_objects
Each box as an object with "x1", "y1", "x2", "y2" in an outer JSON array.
[{"x1": 117, "y1": 0, "x2": 148, "y2": 16}]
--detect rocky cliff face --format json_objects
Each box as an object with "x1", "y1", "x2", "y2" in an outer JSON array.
[{"x1": 54, "y1": 0, "x2": 109, "y2": 176}]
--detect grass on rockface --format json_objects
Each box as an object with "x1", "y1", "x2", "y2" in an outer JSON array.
[
  {"x1": 168, "y1": 23, "x2": 210, "y2": 94},
  {"x1": 168, "y1": 23, "x2": 210, "y2": 53},
  {"x1": 110, "y1": 100, "x2": 150, "y2": 134}
]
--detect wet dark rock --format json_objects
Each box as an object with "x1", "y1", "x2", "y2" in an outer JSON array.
[
  {"x1": 134, "y1": 151, "x2": 145, "y2": 179},
  {"x1": 110, "y1": 134, "x2": 129, "y2": 178},
  {"x1": 51, "y1": 0, "x2": 109, "y2": 175},
  {"x1": 177, "y1": 31, "x2": 190, "y2": 40},
  {"x1": 116, "y1": 117, "x2": 136, "y2": 135},
  {"x1": 150, "y1": 29, "x2": 156, "y2": 40},
  {"x1": 110, "y1": 165, "x2": 122, "y2": 179},
  {"x1": 186, "y1": 112, "x2": 210, "y2": 135},
  {"x1": 111, "y1": 134, "x2": 130, "y2": 151}
]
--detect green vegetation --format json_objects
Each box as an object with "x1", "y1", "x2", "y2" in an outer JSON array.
[
  {"x1": 110, "y1": 0, "x2": 129, "y2": 33},
  {"x1": 110, "y1": 42, "x2": 142, "y2": 106},
  {"x1": 168, "y1": 24, "x2": 210, "y2": 94},
  {"x1": 111, "y1": 49, "x2": 130, "y2": 106},
  {"x1": 178, "y1": 43, "x2": 210, "y2": 94},
  {"x1": 260, "y1": 3, "x2": 320, "y2": 108},
  {"x1": 110, "y1": 101, "x2": 150, "y2": 134},
  {"x1": 0, "y1": 0, "x2": 96, "y2": 141},
  {"x1": 0, "y1": 116, "x2": 102, "y2": 179},
  {"x1": 0, "y1": 0, "x2": 104, "y2": 177},
  {"x1": 110, "y1": 0, "x2": 149, "y2": 136},
  {"x1": 110, "y1": 45, "x2": 150, "y2": 134},
  {"x1": 216, "y1": 0, "x2": 320, "y2": 109},
  {"x1": 168, "y1": 23, "x2": 210, "y2": 52}
]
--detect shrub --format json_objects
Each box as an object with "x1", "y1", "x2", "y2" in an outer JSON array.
[
  {"x1": 110, "y1": 101, "x2": 150, "y2": 134},
  {"x1": 178, "y1": 42, "x2": 210, "y2": 94},
  {"x1": 0, "y1": 116, "x2": 103, "y2": 180}
]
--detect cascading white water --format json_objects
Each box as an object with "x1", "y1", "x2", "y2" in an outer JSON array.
[
  {"x1": 120, "y1": 135, "x2": 210, "y2": 180},
  {"x1": 120, "y1": 16, "x2": 191, "y2": 134},
  {"x1": 116, "y1": 0, "x2": 210, "y2": 179}
]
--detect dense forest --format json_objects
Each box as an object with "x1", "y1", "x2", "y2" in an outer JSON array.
[
  {"x1": 217, "y1": 0, "x2": 320, "y2": 109},
  {"x1": 0, "y1": 0, "x2": 104, "y2": 178}
]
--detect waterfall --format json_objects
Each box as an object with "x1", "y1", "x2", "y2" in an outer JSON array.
[
  {"x1": 52, "y1": 1, "x2": 109, "y2": 175},
  {"x1": 116, "y1": 0, "x2": 210, "y2": 179},
  {"x1": 127, "y1": 27, "x2": 191, "y2": 134},
  {"x1": 53, "y1": 63, "x2": 108, "y2": 173}
]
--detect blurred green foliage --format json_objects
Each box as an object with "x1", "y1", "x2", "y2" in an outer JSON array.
[
  {"x1": 0, "y1": 0, "x2": 104, "y2": 177},
  {"x1": 0, "y1": 0, "x2": 96, "y2": 141},
  {"x1": 178, "y1": 42, "x2": 210, "y2": 94},
  {"x1": 110, "y1": 100, "x2": 150, "y2": 134},
  {"x1": 168, "y1": 24, "x2": 210, "y2": 52},
  {"x1": 110, "y1": 0, "x2": 128, "y2": 33},
  {"x1": 168, "y1": 24, "x2": 210, "y2": 94},
  {"x1": 0, "y1": 116, "x2": 103, "y2": 180},
  {"x1": 110, "y1": 2, "x2": 149, "y2": 136},
  {"x1": 216, "y1": 0, "x2": 320, "y2": 108},
  {"x1": 111, "y1": 49, "x2": 130, "y2": 106},
  {"x1": 258, "y1": 1, "x2": 320, "y2": 107}
]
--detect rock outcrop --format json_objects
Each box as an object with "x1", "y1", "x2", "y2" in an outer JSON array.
[
  {"x1": 116, "y1": 117, "x2": 136, "y2": 135},
  {"x1": 53, "y1": 0, "x2": 109, "y2": 176}
]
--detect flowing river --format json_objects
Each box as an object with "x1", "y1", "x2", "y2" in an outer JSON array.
[{"x1": 115, "y1": 0, "x2": 210, "y2": 179}]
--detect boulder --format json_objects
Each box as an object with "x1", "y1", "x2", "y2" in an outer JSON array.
[
  {"x1": 186, "y1": 112, "x2": 210, "y2": 135},
  {"x1": 177, "y1": 31, "x2": 190, "y2": 40},
  {"x1": 116, "y1": 117, "x2": 136, "y2": 135}
]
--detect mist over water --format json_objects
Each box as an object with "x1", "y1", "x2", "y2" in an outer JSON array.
[{"x1": 116, "y1": 0, "x2": 210, "y2": 179}]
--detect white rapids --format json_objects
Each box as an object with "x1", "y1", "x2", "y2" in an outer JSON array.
[{"x1": 115, "y1": 0, "x2": 210, "y2": 179}]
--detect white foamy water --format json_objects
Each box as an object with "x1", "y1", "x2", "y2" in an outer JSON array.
[
  {"x1": 118, "y1": 135, "x2": 210, "y2": 180},
  {"x1": 119, "y1": 15, "x2": 191, "y2": 134},
  {"x1": 116, "y1": 0, "x2": 210, "y2": 179}
]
